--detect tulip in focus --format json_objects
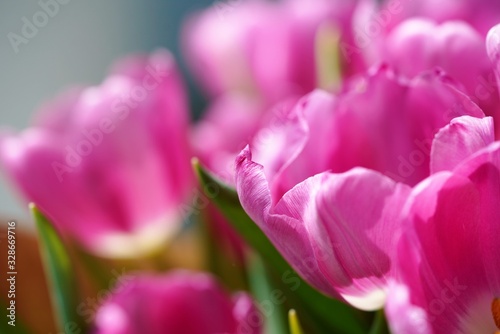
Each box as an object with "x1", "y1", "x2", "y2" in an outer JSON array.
[
  {"x1": 93, "y1": 271, "x2": 261, "y2": 334},
  {"x1": 235, "y1": 66, "x2": 484, "y2": 311},
  {"x1": 0, "y1": 50, "x2": 193, "y2": 258},
  {"x1": 382, "y1": 23, "x2": 500, "y2": 333},
  {"x1": 385, "y1": 116, "x2": 500, "y2": 333}
]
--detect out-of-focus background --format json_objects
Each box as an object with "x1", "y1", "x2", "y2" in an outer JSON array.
[{"x1": 0, "y1": 0, "x2": 211, "y2": 222}]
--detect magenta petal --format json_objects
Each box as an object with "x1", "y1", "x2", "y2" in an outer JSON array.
[
  {"x1": 453, "y1": 142, "x2": 500, "y2": 292},
  {"x1": 236, "y1": 147, "x2": 411, "y2": 310},
  {"x1": 487, "y1": 24, "x2": 500, "y2": 76},
  {"x1": 394, "y1": 172, "x2": 487, "y2": 332},
  {"x1": 94, "y1": 271, "x2": 261, "y2": 334},
  {"x1": 232, "y1": 293, "x2": 261, "y2": 334},
  {"x1": 192, "y1": 93, "x2": 266, "y2": 184},
  {"x1": 376, "y1": 18, "x2": 499, "y2": 121},
  {"x1": 248, "y1": 66, "x2": 485, "y2": 197},
  {"x1": 431, "y1": 116, "x2": 495, "y2": 173},
  {"x1": 309, "y1": 168, "x2": 410, "y2": 310},
  {"x1": 388, "y1": 161, "x2": 500, "y2": 332},
  {"x1": 0, "y1": 129, "x2": 117, "y2": 243},
  {"x1": 381, "y1": 19, "x2": 488, "y2": 93},
  {"x1": 182, "y1": 0, "x2": 359, "y2": 102},
  {"x1": 404, "y1": 172, "x2": 488, "y2": 290},
  {"x1": 235, "y1": 146, "x2": 335, "y2": 296},
  {"x1": 251, "y1": 90, "x2": 335, "y2": 202},
  {"x1": 385, "y1": 282, "x2": 431, "y2": 334},
  {"x1": 365, "y1": 0, "x2": 500, "y2": 36}
]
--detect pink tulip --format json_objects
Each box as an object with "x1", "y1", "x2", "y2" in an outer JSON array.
[
  {"x1": 349, "y1": 2, "x2": 500, "y2": 119},
  {"x1": 487, "y1": 23, "x2": 500, "y2": 138},
  {"x1": 93, "y1": 271, "x2": 261, "y2": 334},
  {"x1": 192, "y1": 94, "x2": 299, "y2": 183},
  {"x1": 372, "y1": 19, "x2": 500, "y2": 124},
  {"x1": 191, "y1": 94, "x2": 298, "y2": 262},
  {"x1": 487, "y1": 24, "x2": 500, "y2": 70},
  {"x1": 191, "y1": 93, "x2": 267, "y2": 183},
  {"x1": 183, "y1": 0, "x2": 360, "y2": 102},
  {"x1": 385, "y1": 115, "x2": 500, "y2": 333},
  {"x1": 185, "y1": 0, "x2": 360, "y2": 259},
  {"x1": 0, "y1": 50, "x2": 194, "y2": 258},
  {"x1": 235, "y1": 67, "x2": 484, "y2": 310},
  {"x1": 356, "y1": 0, "x2": 500, "y2": 37}
]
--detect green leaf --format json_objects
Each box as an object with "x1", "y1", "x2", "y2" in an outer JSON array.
[
  {"x1": 192, "y1": 160, "x2": 367, "y2": 334},
  {"x1": 31, "y1": 204, "x2": 86, "y2": 333},
  {"x1": 288, "y1": 309, "x2": 304, "y2": 334},
  {"x1": 193, "y1": 158, "x2": 285, "y2": 270},
  {"x1": 199, "y1": 210, "x2": 247, "y2": 291},
  {"x1": 368, "y1": 309, "x2": 390, "y2": 334},
  {"x1": 247, "y1": 253, "x2": 287, "y2": 334}
]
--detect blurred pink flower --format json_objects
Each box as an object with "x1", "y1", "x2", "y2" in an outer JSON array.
[
  {"x1": 0, "y1": 50, "x2": 194, "y2": 258},
  {"x1": 372, "y1": 19, "x2": 499, "y2": 125},
  {"x1": 348, "y1": 3, "x2": 500, "y2": 136},
  {"x1": 234, "y1": 66, "x2": 484, "y2": 310},
  {"x1": 386, "y1": 116, "x2": 500, "y2": 333},
  {"x1": 183, "y1": 0, "x2": 360, "y2": 102},
  {"x1": 356, "y1": 0, "x2": 500, "y2": 37},
  {"x1": 186, "y1": 0, "x2": 362, "y2": 181},
  {"x1": 487, "y1": 23, "x2": 500, "y2": 138},
  {"x1": 191, "y1": 93, "x2": 266, "y2": 183},
  {"x1": 93, "y1": 271, "x2": 261, "y2": 334}
]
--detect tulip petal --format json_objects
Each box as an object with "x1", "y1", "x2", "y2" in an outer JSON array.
[
  {"x1": 94, "y1": 271, "x2": 260, "y2": 334},
  {"x1": 249, "y1": 66, "x2": 485, "y2": 197},
  {"x1": 390, "y1": 163, "x2": 500, "y2": 332},
  {"x1": 236, "y1": 146, "x2": 411, "y2": 310},
  {"x1": 235, "y1": 147, "x2": 335, "y2": 296},
  {"x1": 385, "y1": 282, "x2": 431, "y2": 334},
  {"x1": 196, "y1": 159, "x2": 367, "y2": 333},
  {"x1": 251, "y1": 90, "x2": 336, "y2": 201},
  {"x1": 377, "y1": 18, "x2": 500, "y2": 122},
  {"x1": 308, "y1": 168, "x2": 410, "y2": 310},
  {"x1": 431, "y1": 116, "x2": 495, "y2": 173},
  {"x1": 486, "y1": 24, "x2": 500, "y2": 77},
  {"x1": 453, "y1": 142, "x2": 500, "y2": 293},
  {"x1": 232, "y1": 293, "x2": 261, "y2": 334}
]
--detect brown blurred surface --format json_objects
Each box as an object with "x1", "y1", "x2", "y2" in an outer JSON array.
[{"x1": 0, "y1": 218, "x2": 57, "y2": 333}]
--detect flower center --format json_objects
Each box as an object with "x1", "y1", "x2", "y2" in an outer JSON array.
[{"x1": 491, "y1": 297, "x2": 500, "y2": 332}]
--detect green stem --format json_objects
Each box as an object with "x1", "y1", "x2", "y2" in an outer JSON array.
[{"x1": 369, "y1": 309, "x2": 390, "y2": 334}]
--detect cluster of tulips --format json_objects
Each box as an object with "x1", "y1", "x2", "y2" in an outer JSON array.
[{"x1": 2, "y1": 0, "x2": 500, "y2": 333}]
